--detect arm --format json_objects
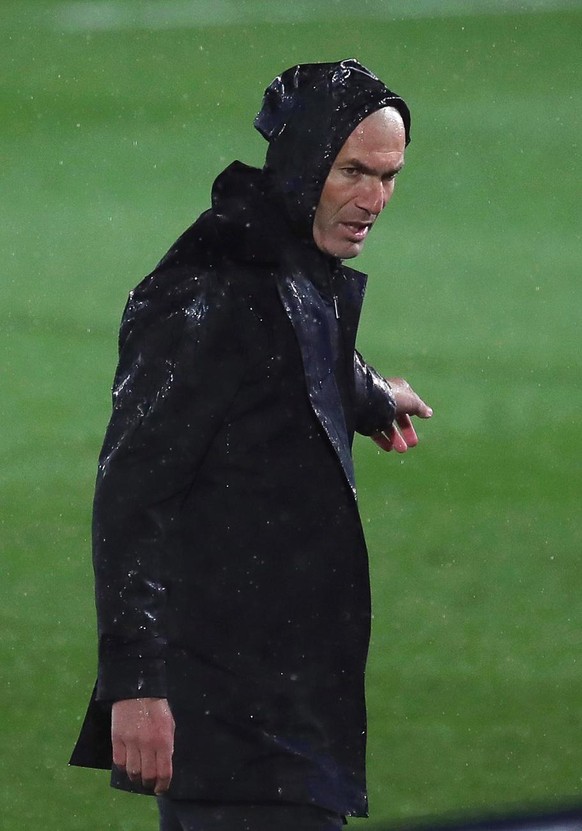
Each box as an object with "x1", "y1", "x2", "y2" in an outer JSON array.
[
  {"x1": 353, "y1": 350, "x2": 397, "y2": 434},
  {"x1": 94, "y1": 270, "x2": 245, "y2": 791},
  {"x1": 353, "y1": 352, "x2": 432, "y2": 452}
]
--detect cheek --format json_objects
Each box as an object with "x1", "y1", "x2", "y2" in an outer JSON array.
[
  {"x1": 314, "y1": 199, "x2": 333, "y2": 234},
  {"x1": 317, "y1": 181, "x2": 347, "y2": 222}
]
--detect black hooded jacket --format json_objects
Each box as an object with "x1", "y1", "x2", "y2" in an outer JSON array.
[{"x1": 70, "y1": 60, "x2": 407, "y2": 817}]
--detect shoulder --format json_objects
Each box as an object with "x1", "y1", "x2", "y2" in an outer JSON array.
[
  {"x1": 119, "y1": 262, "x2": 284, "y2": 364},
  {"x1": 118, "y1": 259, "x2": 239, "y2": 358}
]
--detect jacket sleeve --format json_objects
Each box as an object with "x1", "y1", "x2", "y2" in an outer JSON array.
[
  {"x1": 353, "y1": 350, "x2": 396, "y2": 436},
  {"x1": 92, "y1": 271, "x2": 245, "y2": 702}
]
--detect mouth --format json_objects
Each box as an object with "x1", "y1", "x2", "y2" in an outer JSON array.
[{"x1": 341, "y1": 222, "x2": 372, "y2": 242}]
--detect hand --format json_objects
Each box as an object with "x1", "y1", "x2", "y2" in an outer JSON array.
[
  {"x1": 372, "y1": 377, "x2": 433, "y2": 453},
  {"x1": 111, "y1": 697, "x2": 175, "y2": 794}
]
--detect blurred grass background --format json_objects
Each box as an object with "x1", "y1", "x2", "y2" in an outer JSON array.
[{"x1": 1, "y1": 1, "x2": 581, "y2": 828}]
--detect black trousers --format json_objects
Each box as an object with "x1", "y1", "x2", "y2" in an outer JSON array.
[{"x1": 157, "y1": 799, "x2": 346, "y2": 831}]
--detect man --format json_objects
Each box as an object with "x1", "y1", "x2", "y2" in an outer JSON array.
[{"x1": 71, "y1": 59, "x2": 432, "y2": 830}]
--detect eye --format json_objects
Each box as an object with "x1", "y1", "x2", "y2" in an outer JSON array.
[{"x1": 342, "y1": 167, "x2": 360, "y2": 177}]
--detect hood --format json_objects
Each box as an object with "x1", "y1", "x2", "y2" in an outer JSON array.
[
  {"x1": 157, "y1": 162, "x2": 310, "y2": 270},
  {"x1": 254, "y1": 58, "x2": 411, "y2": 237}
]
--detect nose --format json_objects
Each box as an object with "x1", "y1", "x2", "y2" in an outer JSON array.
[{"x1": 356, "y1": 178, "x2": 390, "y2": 216}]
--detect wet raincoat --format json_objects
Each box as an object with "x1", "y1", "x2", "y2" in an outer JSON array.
[{"x1": 71, "y1": 60, "x2": 410, "y2": 817}]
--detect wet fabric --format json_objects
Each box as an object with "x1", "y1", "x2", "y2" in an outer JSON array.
[{"x1": 70, "y1": 59, "x2": 404, "y2": 818}]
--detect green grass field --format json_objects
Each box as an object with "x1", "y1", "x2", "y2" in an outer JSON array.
[{"x1": 2, "y1": 1, "x2": 581, "y2": 828}]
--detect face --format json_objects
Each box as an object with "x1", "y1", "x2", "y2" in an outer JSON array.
[{"x1": 312, "y1": 107, "x2": 406, "y2": 259}]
